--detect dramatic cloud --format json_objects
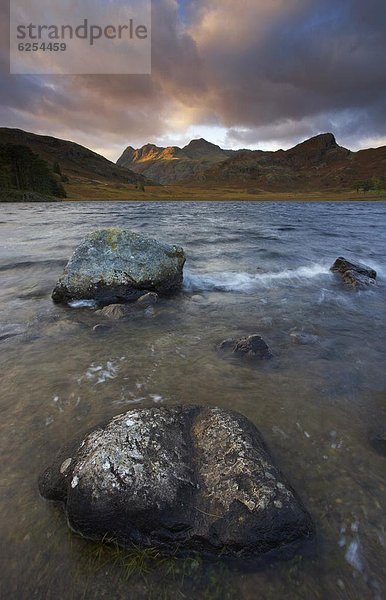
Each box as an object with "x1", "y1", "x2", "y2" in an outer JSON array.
[{"x1": 1, "y1": 0, "x2": 386, "y2": 159}]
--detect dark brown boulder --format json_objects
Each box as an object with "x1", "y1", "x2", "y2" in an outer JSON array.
[
  {"x1": 219, "y1": 334, "x2": 273, "y2": 359},
  {"x1": 39, "y1": 406, "x2": 314, "y2": 560},
  {"x1": 331, "y1": 257, "x2": 376, "y2": 289}
]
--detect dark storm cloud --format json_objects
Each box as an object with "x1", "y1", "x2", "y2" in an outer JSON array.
[
  {"x1": 184, "y1": 0, "x2": 386, "y2": 147},
  {"x1": 1, "y1": 0, "x2": 386, "y2": 156}
]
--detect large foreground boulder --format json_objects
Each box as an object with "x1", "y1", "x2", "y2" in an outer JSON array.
[
  {"x1": 331, "y1": 257, "x2": 376, "y2": 289},
  {"x1": 39, "y1": 406, "x2": 314, "y2": 559},
  {"x1": 52, "y1": 229, "x2": 185, "y2": 305}
]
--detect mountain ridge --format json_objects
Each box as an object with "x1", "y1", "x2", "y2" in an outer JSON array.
[
  {"x1": 1, "y1": 127, "x2": 385, "y2": 198},
  {"x1": 117, "y1": 133, "x2": 386, "y2": 191},
  {"x1": 117, "y1": 137, "x2": 234, "y2": 184}
]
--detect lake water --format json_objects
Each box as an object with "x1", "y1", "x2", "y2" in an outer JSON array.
[{"x1": 1, "y1": 201, "x2": 385, "y2": 599}]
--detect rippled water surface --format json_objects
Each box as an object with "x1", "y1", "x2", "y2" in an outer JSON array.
[{"x1": 1, "y1": 201, "x2": 386, "y2": 599}]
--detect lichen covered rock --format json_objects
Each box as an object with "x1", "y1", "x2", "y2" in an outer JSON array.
[
  {"x1": 52, "y1": 229, "x2": 185, "y2": 305},
  {"x1": 39, "y1": 406, "x2": 314, "y2": 559}
]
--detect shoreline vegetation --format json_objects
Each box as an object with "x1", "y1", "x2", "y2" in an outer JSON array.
[
  {"x1": 63, "y1": 183, "x2": 386, "y2": 202},
  {"x1": 2, "y1": 186, "x2": 386, "y2": 202}
]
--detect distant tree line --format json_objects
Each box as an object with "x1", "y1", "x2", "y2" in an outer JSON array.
[
  {"x1": 0, "y1": 144, "x2": 67, "y2": 198},
  {"x1": 355, "y1": 177, "x2": 386, "y2": 194}
]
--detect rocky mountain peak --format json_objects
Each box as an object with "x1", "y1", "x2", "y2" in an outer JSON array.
[{"x1": 182, "y1": 138, "x2": 224, "y2": 160}]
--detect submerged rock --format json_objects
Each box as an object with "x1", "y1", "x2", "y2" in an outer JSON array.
[
  {"x1": 43, "y1": 320, "x2": 83, "y2": 337},
  {"x1": 136, "y1": 292, "x2": 159, "y2": 308},
  {"x1": 95, "y1": 293, "x2": 159, "y2": 320},
  {"x1": 39, "y1": 406, "x2": 314, "y2": 559},
  {"x1": 52, "y1": 229, "x2": 185, "y2": 305},
  {"x1": 219, "y1": 334, "x2": 273, "y2": 360},
  {"x1": 290, "y1": 332, "x2": 319, "y2": 346},
  {"x1": 95, "y1": 304, "x2": 134, "y2": 321},
  {"x1": 369, "y1": 427, "x2": 386, "y2": 456},
  {"x1": 0, "y1": 323, "x2": 29, "y2": 342},
  {"x1": 331, "y1": 257, "x2": 376, "y2": 289}
]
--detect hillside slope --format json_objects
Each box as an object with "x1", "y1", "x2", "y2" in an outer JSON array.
[{"x1": 0, "y1": 128, "x2": 150, "y2": 188}]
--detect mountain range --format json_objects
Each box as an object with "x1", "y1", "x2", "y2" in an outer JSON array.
[
  {"x1": 0, "y1": 127, "x2": 385, "y2": 200},
  {"x1": 117, "y1": 138, "x2": 235, "y2": 184},
  {"x1": 117, "y1": 134, "x2": 386, "y2": 192}
]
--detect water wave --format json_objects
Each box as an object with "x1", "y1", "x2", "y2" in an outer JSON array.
[
  {"x1": 0, "y1": 259, "x2": 66, "y2": 272},
  {"x1": 184, "y1": 264, "x2": 329, "y2": 292},
  {"x1": 68, "y1": 299, "x2": 98, "y2": 308}
]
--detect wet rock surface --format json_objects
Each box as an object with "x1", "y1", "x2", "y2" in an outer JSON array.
[
  {"x1": 136, "y1": 292, "x2": 159, "y2": 307},
  {"x1": 219, "y1": 335, "x2": 273, "y2": 360},
  {"x1": 368, "y1": 427, "x2": 386, "y2": 456},
  {"x1": 52, "y1": 229, "x2": 185, "y2": 305},
  {"x1": 95, "y1": 293, "x2": 159, "y2": 321},
  {"x1": 39, "y1": 406, "x2": 314, "y2": 559},
  {"x1": 331, "y1": 257, "x2": 377, "y2": 289},
  {"x1": 94, "y1": 304, "x2": 135, "y2": 321}
]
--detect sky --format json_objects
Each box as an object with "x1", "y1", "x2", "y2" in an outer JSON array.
[{"x1": 1, "y1": 0, "x2": 386, "y2": 161}]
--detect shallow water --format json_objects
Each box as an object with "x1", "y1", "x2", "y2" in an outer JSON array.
[{"x1": 1, "y1": 201, "x2": 386, "y2": 599}]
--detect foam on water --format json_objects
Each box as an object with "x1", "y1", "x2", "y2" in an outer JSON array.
[
  {"x1": 68, "y1": 299, "x2": 98, "y2": 309},
  {"x1": 184, "y1": 263, "x2": 329, "y2": 292}
]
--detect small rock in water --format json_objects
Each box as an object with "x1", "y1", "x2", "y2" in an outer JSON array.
[
  {"x1": 368, "y1": 427, "x2": 386, "y2": 456},
  {"x1": 136, "y1": 292, "x2": 158, "y2": 308},
  {"x1": 95, "y1": 304, "x2": 134, "y2": 321},
  {"x1": 95, "y1": 293, "x2": 159, "y2": 320},
  {"x1": 219, "y1": 334, "x2": 273, "y2": 360},
  {"x1": 39, "y1": 406, "x2": 314, "y2": 559},
  {"x1": 330, "y1": 257, "x2": 376, "y2": 289}
]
